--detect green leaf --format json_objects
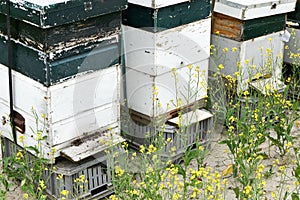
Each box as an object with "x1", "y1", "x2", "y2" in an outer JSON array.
[
  {"x1": 292, "y1": 193, "x2": 300, "y2": 200},
  {"x1": 233, "y1": 187, "x2": 240, "y2": 199},
  {"x1": 184, "y1": 149, "x2": 199, "y2": 167},
  {"x1": 295, "y1": 165, "x2": 300, "y2": 182},
  {"x1": 26, "y1": 146, "x2": 39, "y2": 155},
  {"x1": 174, "y1": 164, "x2": 186, "y2": 178}
]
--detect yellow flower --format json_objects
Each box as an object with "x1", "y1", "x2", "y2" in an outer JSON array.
[
  {"x1": 218, "y1": 64, "x2": 224, "y2": 70},
  {"x1": 41, "y1": 113, "x2": 46, "y2": 119},
  {"x1": 279, "y1": 166, "x2": 285, "y2": 171},
  {"x1": 231, "y1": 47, "x2": 238, "y2": 52},
  {"x1": 215, "y1": 31, "x2": 220, "y2": 35},
  {"x1": 187, "y1": 64, "x2": 193, "y2": 69},
  {"x1": 266, "y1": 48, "x2": 272, "y2": 53},
  {"x1": 243, "y1": 185, "x2": 252, "y2": 195},
  {"x1": 56, "y1": 174, "x2": 63, "y2": 180},
  {"x1": 18, "y1": 135, "x2": 25, "y2": 143},
  {"x1": 115, "y1": 166, "x2": 124, "y2": 177},
  {"x1": 139, "y1": 145, "x2": 145, "y2": 153},
  {"x1": 109, "y1": 195, "x2": 119, "y2": 200},
  {"x1": 228, "y1": 116, "x2": 236, "y2": 123},
  {"x1": 23, "y1": 193, "x2": 29, "y2": 199},
  {"x1": 60, "y1": 190, "x2": 69, "y2": 197},
  {"x1": 147, "y1": 144, "x2": 157, "y2": 154},
  {"x1": 16, "y1": 150, "x2": 24, "y2": 160},
  {"x1": 243, "y1": 90, "x2": 249, "y2": 96},
  {"x1": 38, "y1": 180, "x2": 46, "y2": 190},
  {"x1": 267, "y1": 37, "x2": 272, "y2": 42},
  {"x1": 222, "y1": 47, "x2": 228, "y2": 53}
]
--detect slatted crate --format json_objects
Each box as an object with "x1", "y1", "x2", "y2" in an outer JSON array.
[
  {"x1": 1, "y1": 137, "x2": 124, "y2": 199},
  {"x1": 121, "y1": 109, "x2": 213, "y2": 162}
]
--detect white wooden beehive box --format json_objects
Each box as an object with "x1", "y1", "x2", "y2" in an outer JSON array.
[
  {"x1": 124, "y1": 59, "x2": 209, "y2": 118},
  {"x1": 0, "y1": 64, "x2": 122, "y2": 161},
  {"x1": 284, "y1": 26, "x2": 300, "y2": 64},
  {"x1": 122, "y1": 18, "x2": 211, "y2": 76},
  {"x1": 210, "y1": 31, "x2": 285, "y2": 91},
  {"x1": 214, "y1": 0, "x2": 297, "y2": 20}
]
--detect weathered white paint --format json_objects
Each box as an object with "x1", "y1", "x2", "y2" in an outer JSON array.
[
  {"x1": 210, "y1": 31, "x2": 285, "y2": 91},
  {"x1": 0, "y1": 64, "x2": 121, "y2": 161},
  {"x1": 283, "y1": 27, "x2": 300, "y2": 65},
  {"x1": 215, "y1": 0, "x2": 296, "y2": 20},
  {"x1": 125, "y1": 59, "x2": 209, "y2": 118},
  {"x1": 122, "y1": 18, "x2": 211, "y2": 76},
  {"x1": 11, "y1": 0, "x2": 70, "y2": 7},
  {"x1": 128, "y1": 0, "x2": 189, "y2": 8},
  {"x1": 250, "y1": 77, "x2": 286, "y2": 95},
  {"x1": 61, "y1": 132, "x2": 125, "y2": 162}
]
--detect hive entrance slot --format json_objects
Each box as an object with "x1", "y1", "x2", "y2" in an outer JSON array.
[{"x1": 90, "y1": 184, "x2": 108, "y2": 196}]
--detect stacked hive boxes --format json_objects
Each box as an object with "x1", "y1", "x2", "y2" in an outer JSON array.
[
  {"x1": 211, "y1": 0, "x2": 296, "y2": 93},
  {"x1": 121, "y1": 0, "x2": 214, "y2": 161},
  {"x1": 0, "y1": 0, "x2": 126, "y2": 198}
]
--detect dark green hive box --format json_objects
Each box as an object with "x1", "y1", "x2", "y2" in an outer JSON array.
[
  {"x1": 0, "y1": 11, "x2": 121, "y2": 52},
  {"x1": 212, "y1": 12, "x2": 286, "y2": 41},
  {"x1": 122, "y1": 0, "x2": 211, "y2": 32},
  {"x1": 0, "y1": 34, "x2": 120, "y2": 86},
  {"x1": 0, "y1": 0, "x2": 127, "y2": 28},
  {"x1": 288, "y1": 0, "x2": 300, "y2": 22}
]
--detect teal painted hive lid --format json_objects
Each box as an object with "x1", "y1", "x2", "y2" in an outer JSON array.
[
  {"x1": 122, "y1": 0, "x2": 211, "y2": 32},
  {"x1": 0, "y1": 0, "x2": 127, "y2": 28},
  {"x1": 214, "y1": 0, "x2": 296, "y2": 20}
]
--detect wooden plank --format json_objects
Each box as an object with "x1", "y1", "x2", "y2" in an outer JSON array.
[
  {"x1": 122, "y1": 0, "x2": 210, "y2": 32},
  {"x1": 0, "y1": 12, "x2": 121, "y2": 52},
  {"x1": 214, "y1": 0, "x2": 296, "y2": 20},
  {"x1": 0, "y1": 0, "x2": 127, "y2": 28},
  {"x1": 0, "y1": 34, "x2": 119, "y2": 86},
  {"x1": 60, "y1": 133, "x2": 125, "y2": 162},
  {"x1": 212, "y1": 12, "x2": 285, "y2": 41}
]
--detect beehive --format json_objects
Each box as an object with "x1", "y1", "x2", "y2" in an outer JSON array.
[
  {"x1": 0, "y1": 0, "x2": 127, "y2": 161},
  {"x1": 122, "y1": 0, "x2": 211, "y2": 120},
  {"x1": 211, "y1": 0, "x2": 297, "y2": 92}
]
